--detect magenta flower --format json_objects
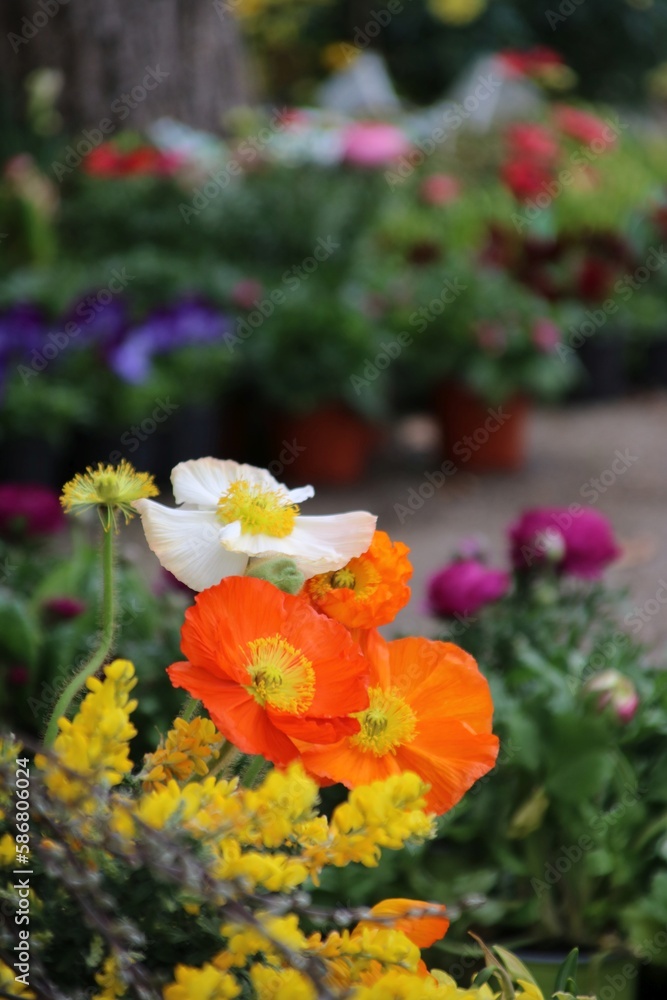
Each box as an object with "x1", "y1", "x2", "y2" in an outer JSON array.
[
  {"x1": 43, "y1": 596, "x2": 87, "y2": 620},
  {"x1": 509, "y1": 507, "x2": 620, "y2": 578},
  {"x1": 531, "y1": 318, "x2": 561, "y2": 353},
  {"x1": 0, "y1": 483, "x2": 65, "y2": 539},
  {"x1": 427, "y1": 559, "x2": 510, "y2": 618},
  {"x1": 342, "y1": 122, "x2": 411, "y2": 168}
]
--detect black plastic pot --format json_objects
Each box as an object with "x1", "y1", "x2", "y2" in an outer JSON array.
[
  {"x1": 640, "y1": 335, "x2": 667, "y2": 388},
  {"x1": 571, "y1": 331, "x2": 628, "y2": 401},
  {"x1": 0, "y1": 435, "x2": 65, "y2": 487}
]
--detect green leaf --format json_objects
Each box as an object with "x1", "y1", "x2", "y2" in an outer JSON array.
[
  {"x1": 0, "y1": 593, "x2": 38, "y2": 666},
  {"x1": 554, "y1": 948, "x2": 579, "y2": 994},
  {"x1": 493, "y1": 945, "x2": 539, "y2": 987}
]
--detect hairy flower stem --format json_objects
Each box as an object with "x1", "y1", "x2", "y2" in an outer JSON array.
[
  {"x1": 241, "y1": 754, "x2": 268, "y2": 789},
  {"x1": 44, "y1": 525, "x2": 116, "y2": 747},
  {"x1": 180, "y1": 696, "x2": 201, "y2": 722}
]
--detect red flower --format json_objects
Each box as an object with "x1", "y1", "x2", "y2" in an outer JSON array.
[
  {"x1": 501, "y1": 159, "x2": 553, "y2": 201},
  {"x1": 498, "y1": 47, "x2": 564, "y2": 79},
  {"x1": 167, "y1": 577, "x2": 370, "y2": 766}
]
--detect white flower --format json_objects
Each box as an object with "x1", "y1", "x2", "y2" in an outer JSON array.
[{"x1": 133, "y1": 458, "x2": 377, "y2": 591}]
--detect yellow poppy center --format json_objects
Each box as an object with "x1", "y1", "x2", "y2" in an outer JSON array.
[
  {"x1": 350, "y1": 686, "x2": 417, "y2": 756},
  {"x1": 244, "y1": 634, "x2": 315, "y2": 713},
  {"x1": 216, "y1": 479, "x2": 298, "y2": 537}
]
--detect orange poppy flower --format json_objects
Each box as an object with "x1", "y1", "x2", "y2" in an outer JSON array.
[
  {"x1": 167, "y1": 577, "x2": 369, "y2": 767},
  {"x1": 358, "y1": 899, "x2": 449, "y2": 948},
  {"x1": 305, "y1": 531, "x2": 412, "y2": 629},
  {"x1": 299, "y1": 629, "x2": 499, "y2": 814}
]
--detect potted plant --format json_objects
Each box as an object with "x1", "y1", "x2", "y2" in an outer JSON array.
[
  {"x1": 422, "y1": 508, "x2": 667, "y2": 997},
  {"x1": 242, "y1": 281, "x2": 385, "y2": 484}
]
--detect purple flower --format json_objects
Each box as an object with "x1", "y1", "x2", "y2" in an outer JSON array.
[
  {"x1": 427, "y1": 559, "x2": 510, "y2": 618},
  {"x1": 109, "y1": 298, "x2": 228, "y2": 383},
  {"x1": 0, "y1": 483, "x2": 65, "y2": 538},
  {"x1": 509, "y1": 507, "x2": 620, "y2": 579},
  {"x1": 63, "y1": 294, "x2": 129, "y2": 349},
  {"x1": 0, "y1": 304, "x2": 47, "y2": 391}
]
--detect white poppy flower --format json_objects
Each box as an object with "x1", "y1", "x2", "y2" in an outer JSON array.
[{"x1": 133, "y1": 458, "x2": 377, "y2": 591}]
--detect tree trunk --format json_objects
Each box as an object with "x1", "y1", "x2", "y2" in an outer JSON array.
[{"x1": 1, "y1": 0, "x2": 252, "y2": 134}]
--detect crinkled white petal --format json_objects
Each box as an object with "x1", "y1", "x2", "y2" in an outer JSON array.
[
  {"x1": 171, "y1": 457, "x2": 303, "y2": 507},
  {"x1": 224, "y1": 510, "x2": 377, "y2": 577},
  {"x1": 133, "y1": 499, "x2": 248, "y2": 590}
]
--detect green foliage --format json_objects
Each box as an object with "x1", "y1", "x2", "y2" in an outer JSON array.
[{"x1": 0, "y1": 526, "x2": 185, "y2": 754}]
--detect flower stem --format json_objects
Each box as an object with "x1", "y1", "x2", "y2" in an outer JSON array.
[
  {"x1": 43, "y1": 524, "x2": 117, "y2": 747},
  {"x1": 241, "y1": 755, "x2": 268, "y2": 789},
  {"x1": 180, "y1": 696, "x2": 201, "y2": 722}
]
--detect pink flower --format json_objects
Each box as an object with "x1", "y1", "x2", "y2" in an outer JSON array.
[
  {"x1": 43, "y1": 597, "x2": 87, "y2": 620},
  {"x1": 427, "y1": 559, "x2": 510, "y2": 618},
  {"x1": 506, "y1": 124, "x2": 560, "y2": 163},
  {"x1": 342, "y1": 122, "x2": 411, "y2": 168},
  {"x1": 584, "y1": 669, "x2": 639, "y2": 724},
  {"x1": 553, "y1": 105, "x2": 615, "y2": 149},
  {"x1": 0, "y1": 483, "x2": 65, "y2": 538},
  {"x1": 230, "y1": 279, "x2": 263, "y2": 311},
  {"x1": 531, "y1": 318, "x2": 561, "y2": 353},
  {"x1": 509, "y1": 507, "x2": 620, "y2": 578},
  {"x1": 420, "y1": 173, "x2": 461, "y2": 206}
]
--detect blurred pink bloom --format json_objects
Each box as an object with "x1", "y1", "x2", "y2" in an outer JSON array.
[
  {"x1": 230, "y1": 279, "x2": 263, "y2": 310},
  {"x1": 0, "y1": 483, "x2": 65, "y2": 538},
  {"x1": 420, "y1": 173, "x2": 461, "y2": 206},
  {"x1": 585, "y1": 669, "x2": 639, "y2": 724},
  {"x1": 553, "y1": 105, "x2": 615, "y2": 148},
  {"x1": 506, "y1": 123, "x2": 560, "y2": 163},
  {"x1": 342, "y1": 122, "x2": 411, "y2": 168},
  {"x1": 531, "y1": 318, "x2": 561, "y2": 353},
  {"x1": 509, "y1": 507, "x2": 620, "y2": 578},
  {"x1": 427, "y1": 559, "x2": 510, "y2": 618}
]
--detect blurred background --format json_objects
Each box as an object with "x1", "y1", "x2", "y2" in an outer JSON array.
[{"x1": 2, "y1": 3, "x2": 667, "y2": 993}]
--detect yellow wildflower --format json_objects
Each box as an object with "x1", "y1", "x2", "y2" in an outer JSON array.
[
  {"x1": 36, "y1": 659, "x2": 137, "y2": 808},
  {"x1": 61, "y1": 460, "x2": 158, "y2": 530},
  {"x1": 141, "y1": 717, "x2": 225, "y2": 791},
  {"x1": 163, "y1": 963, "x2": 240, "y2": 1000},
  {"x1": 250, "y1": 964, "x2": 316, "y2": 1000},
  {"x1": 0, "y1": 832, "x2": 15, "y2": 866},
  {"x1": 93, "y1": 955, "x2": 126, "y2": 1000},
  {"x1": 0, "y1": 958, "x2": 35, "y2": 997}
]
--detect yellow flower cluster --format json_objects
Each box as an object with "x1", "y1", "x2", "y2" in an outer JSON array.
[
  {"x1": 0, "y1": 959, "x2": 35, "y2": 998},
  {"x1": 35, "y1": 659, "x2": 137, "y2": 808},
  {"x1": 24, "y1": 661, "x2": 572, "y2": 1000},
  {"x1": 141, "y1": 716, "x2": 226, "y2": 791}
]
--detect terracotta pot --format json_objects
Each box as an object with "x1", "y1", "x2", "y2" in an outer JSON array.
[
  {"x1": 435, "y1": 382, "x2": 529, "y2": 472},
  {"x1": 271, "y1": 403, "x2": 376, "y2": 485}
]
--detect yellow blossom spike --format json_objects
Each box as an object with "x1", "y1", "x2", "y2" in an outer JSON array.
[{"x1": 61, "y1": 460, "x2": 158, "y2": 531}]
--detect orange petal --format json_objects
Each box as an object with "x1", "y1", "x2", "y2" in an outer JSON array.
[
  {"x1": 361, "y1": 898, "x2": 449, "y2": 947},
  {"x1": 397, "y1": 724, "x2": 499, "y2": 814}
]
